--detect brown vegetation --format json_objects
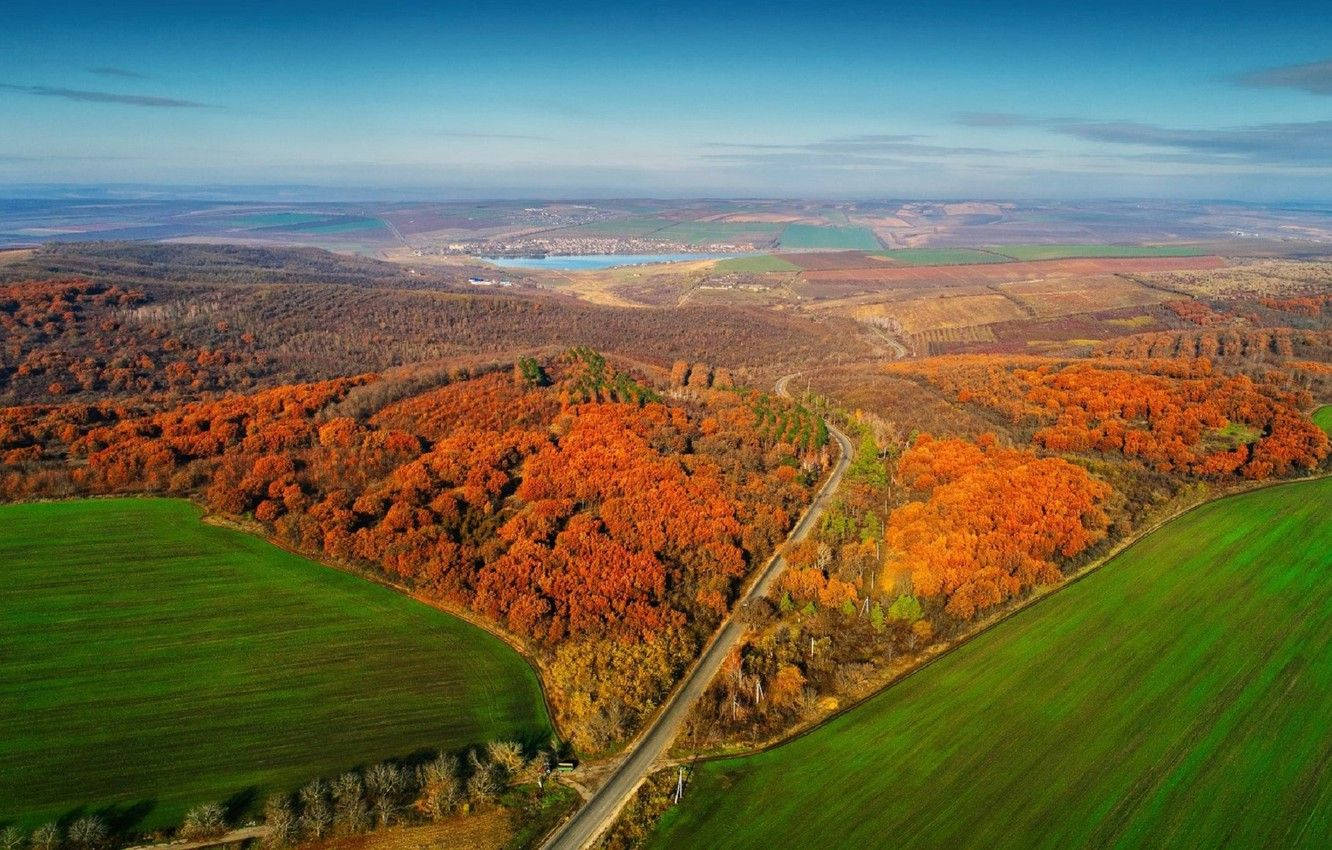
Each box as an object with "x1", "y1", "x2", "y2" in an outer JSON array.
[
  {"x1": 1128, "y1": 260, "x2": 1332, "y2": 300},
  {"x1": 998, "y1": 275, "x2": 1166, "y2": 317},
  {"x1": 0, "y1": 246, "x2": 875, "y2": 409},
  {"x1": 803, "y1": 256, "x2": 1225, "y2": 291}
]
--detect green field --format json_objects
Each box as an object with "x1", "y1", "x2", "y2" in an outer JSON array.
[
  {"x1": 651, "y1": 477, "x2": 1332, "y2": 849},
  {"x1": 712, "y1": 254, "x2": 800, "y2": 273},
  {"x1": 657, "y1": 220, "x2": 784, "y2": 245},
  {"x1": 563, "y1": 217, "x2": 783, "y2": 246},
  {"x1": 225, "y1": 213, "x2": 387, "y2": 235},
  {"x1": 986, "y1": 243, "x2": 1211, "y2": 261},
  {"x1": 564, "y1": 216, "x2": 700, "y2": 240},
  {"x1": 224, "y1": 212, "x2": 328, "y2": 228},
  {"x1": 872, "y1": 247, "x2": 1010, "y2": 265},
  {"x1": 282, "y1": 216, "x2": 387, "y2": 234},
  {"x1": 1, "y1": 499, "x2": 552, "y2": 831},
  {"x1": 564, "y1": 216, "x2": 675, "y2": 237},
  {"x1": 778, "y1": 224, "x2": 881, "y2": 251},
  {"x1": 1314, "y1": 404, "x2": 1332, "y2": 436}
]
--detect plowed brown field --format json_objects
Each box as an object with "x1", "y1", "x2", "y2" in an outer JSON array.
[
  {"x1": 779, "y1": 251, "x2": 890, "y2": 270},
  {"x1": 804, "y1": 255, "x2": 1226, "y2": 287}
]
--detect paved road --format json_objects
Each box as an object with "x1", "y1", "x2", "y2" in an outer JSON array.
[{"x1": 542, "y1": 376, "x2": 853, "y2": 850}]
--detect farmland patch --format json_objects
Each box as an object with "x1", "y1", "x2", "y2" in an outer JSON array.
[
  {"x1": 0, "y1": 498, "x2": 552, "y2": 831},
  {"x1": 911, "y1": 324, "x2": 998, "y2": 355},
  {"x1": 778, "y1": 224, "x2": 881, "y2": 251},
  {"x1": 854, "y1": 293, "x2": 1027, "y2": 336},
  {"x1": 1105, "y1": 314, "x2": 1158, "y2": 329},
  {"x1": 873, "y1": 247, "x2": 1010, "y2": 266},
  {"x1": 998, "y1": 275, "x2": 1169, "y2": 318},
  {"x1": 656, "y1": 220, "x2": 784, "y2": 246},
  {"x1": 988, "y1": 243, "x2": 1212, "y2": 261},
  {"x1": 650, "y1": 478, "x2": 1332, "y2": 849},
  {"x1": 803, "y1": 256, "x2": 1226, "y2": 290},
  {"x1": 777, "y1": 251, "x2": 886, "y2": 270},
  {"x1": 712, "y1": 255, "x2": 800, "y2": 273}
]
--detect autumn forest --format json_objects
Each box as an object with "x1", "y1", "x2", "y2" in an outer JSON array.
[{"x1": 2, "y1": 238, "x2": 1330, "y2": 850}]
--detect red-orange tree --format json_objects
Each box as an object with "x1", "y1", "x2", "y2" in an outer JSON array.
[
  {"x1": 883, "y1": 434, "x2": 1112, "y2": 619},
  {"x1": 902, "y1": 357, "x2": 1328, "y2": 478}
]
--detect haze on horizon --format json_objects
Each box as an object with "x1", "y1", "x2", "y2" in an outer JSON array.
[{"x1": 3, "y1": 0, "x2": 1331, "y2": 201}]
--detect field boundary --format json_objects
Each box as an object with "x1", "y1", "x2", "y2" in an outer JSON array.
[
  {"x1": 195, "y1": 507, "x2": 567, "y2": 746},
  {"x1": 1, "y1": 496, "x2": 556, "y2": 833},
  {"x1": 974, "y1": 246, "x2": 1023, "y2": 262},
  {"x1": 7, "y1": 491, "x2": 567, "y2": 746},
  {"x1": 670, "y1": 469, "x2": 1332, "y2": 767}
]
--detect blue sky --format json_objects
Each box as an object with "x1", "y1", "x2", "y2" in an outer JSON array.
[{"x1": 2, "y1": 0, "x2": 1330, "y2": 199}]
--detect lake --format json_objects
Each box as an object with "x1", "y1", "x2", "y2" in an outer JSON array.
[{"x1": 482, "y1": 252, "x2": 736, "y2": 270}]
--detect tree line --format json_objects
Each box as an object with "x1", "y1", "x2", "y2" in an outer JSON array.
[{"x1": 0, "y1": 738, "x2": 566, "y2": 850}]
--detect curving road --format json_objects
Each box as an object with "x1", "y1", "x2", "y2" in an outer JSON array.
[{"x1": 542, "y1": 375, "x2": 853, "y2": 850}]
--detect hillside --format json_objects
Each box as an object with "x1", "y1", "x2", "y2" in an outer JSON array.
[
  {"x1": 0, "y1": 244, "x2": 875, "y2": 406},
  {"x1": 1, "y1": 238, "x2": 1329, "y2": 849}
]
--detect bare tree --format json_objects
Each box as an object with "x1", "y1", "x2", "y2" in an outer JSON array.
[
  {"x1": 485, "y1": 740, "x2": 525, "y2": 785},
  {"x1": 364, "y1": 763, "x2": 406, "y2": 828},
  {"x1": 262, "y1": 795, "x2": 298, "y2": 847},
  {"x1": 332, "y1": 772, "x2": 370, "y2": 835},
  {"x1": 179, "y1": 803, "x2": 227, "y2": 841},
  {"x1": 298, "y1": 779, "x2": 333, "y2": 840},
  {"x1": 416, "y1": 754, "x2": 462, "y2": 820},
  {"x1": 29, "y1": 825, "x2": 59, "y2": 850},
  {"x1": 516, "y1": 749, "x2": 552, "y2": 786},
  {"x1": 65, "y1": 818, "x2": 107, "y2": 850},
  {"x1": 466, "y1": 750, "x2": 501, "y2": 805},
  {"x1": 0, "y1": 826, "x2": 26, "y2": 850}
]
